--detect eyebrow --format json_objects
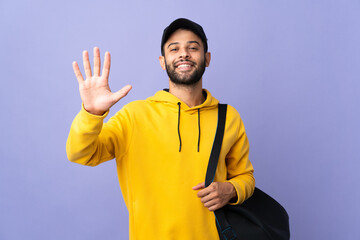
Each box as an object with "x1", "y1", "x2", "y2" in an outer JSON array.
[{"x1": 167, "y1": 41, "x2": 201, "y2": 49}]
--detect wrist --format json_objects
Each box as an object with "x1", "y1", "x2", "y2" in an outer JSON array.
[
  {"x1": 82, "y1": 104, "x2": 107, "y2": 116},
  {"x1": 83, "y1": 104, "x2": 106, "y2": 116}
]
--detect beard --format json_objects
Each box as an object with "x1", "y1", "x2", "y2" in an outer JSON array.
[{"x1": 165, "y1": 58, "x2": 206, "y2": 86}]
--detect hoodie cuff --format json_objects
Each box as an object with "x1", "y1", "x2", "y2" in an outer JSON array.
[{"x1": 225, "y1": 180, "x2": 242, "y2": 205}]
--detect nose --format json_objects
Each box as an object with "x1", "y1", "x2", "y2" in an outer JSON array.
[{"x1": 179, "y1": 47, "x2": 190, "y2": 59}]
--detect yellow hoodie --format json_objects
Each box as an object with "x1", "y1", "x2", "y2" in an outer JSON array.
[{"x1": 66, "y1": 89, "x2": 255, "y2": 240}]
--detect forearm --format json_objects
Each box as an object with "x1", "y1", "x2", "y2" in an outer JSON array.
[{"x1": 66, "y1": 106, "x2": 112, "y2": 166}]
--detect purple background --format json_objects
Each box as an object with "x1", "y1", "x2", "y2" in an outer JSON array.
[{"x1": 1, "y1": 0, "x2": 359, "y2": 239}]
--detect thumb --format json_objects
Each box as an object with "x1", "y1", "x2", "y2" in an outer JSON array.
[
  {"x1": 112, "y1": 84, "x2": 132, "y2": 103},
  {"x1": 192, "y1": 182, "x2": 205, "y2": 190}
]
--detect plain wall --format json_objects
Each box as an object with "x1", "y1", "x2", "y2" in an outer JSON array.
[{"x1": 1, "y1": 0, "x2": 359, "y2": 239}]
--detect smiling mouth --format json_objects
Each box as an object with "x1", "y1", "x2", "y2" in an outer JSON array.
[
  {"x1": 177, "y1": 64, "x2": 192, "y2": 70},
  {"x1": 175, "y1": 61, "x2": 195, "y2": 71}
]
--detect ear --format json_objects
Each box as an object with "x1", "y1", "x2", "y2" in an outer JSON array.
[
  {"x1": 205, "y1": 52, "x2": 211, "y2": 67},
  {"x1": 159, "y1": 56, "x2": 166, "y2": 70}
]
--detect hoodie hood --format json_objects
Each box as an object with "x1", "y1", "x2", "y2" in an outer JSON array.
[{"x1": 147, "y1": 89, "x2": 219, "y2": 113}]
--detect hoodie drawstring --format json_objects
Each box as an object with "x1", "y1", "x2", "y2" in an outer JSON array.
[
  {"x1": 197, "y1": 108, "x2": 200, "y2": 152},
  {"x1": 177, "y1": 102, "x2": 201, "y2": 153},
  {"x1": 177, "y1": 102, "x2": 182, "y2": 152}
]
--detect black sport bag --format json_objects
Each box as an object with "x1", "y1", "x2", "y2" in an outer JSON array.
[{"x1": 205, "y1": 104, "x2": 290, "y2": 240}]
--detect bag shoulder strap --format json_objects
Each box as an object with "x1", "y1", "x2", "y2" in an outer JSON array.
[
  {"x1": 205, "y1": 103, "x2": 239, "y2": 240},
  {"x1": 205, "y1": 103, "x2": 227, "y2": 187}
]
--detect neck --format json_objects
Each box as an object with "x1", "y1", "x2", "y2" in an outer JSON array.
[{"x1": 169, "y1": 79, "x2": 205, "y2": 108}]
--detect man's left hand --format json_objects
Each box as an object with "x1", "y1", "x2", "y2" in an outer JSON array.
[{"x1": 192, "y1": 182, "x2": 237, "y2": 211}]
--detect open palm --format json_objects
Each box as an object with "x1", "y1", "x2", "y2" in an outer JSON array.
[{"x1": 72, "y1": 47, "x2": 132, "y2": 115}]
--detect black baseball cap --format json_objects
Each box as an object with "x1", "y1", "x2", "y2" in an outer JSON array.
[{"x1": 161, "y1": 18, "x2": 208, "y2": 55}]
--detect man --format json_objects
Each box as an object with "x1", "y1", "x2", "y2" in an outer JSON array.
[{"x1": 67, "y1": 18, "x2": 255, "y2": 240}]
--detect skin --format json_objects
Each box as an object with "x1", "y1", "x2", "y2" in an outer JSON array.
[
  {"x1": 72, "y1": 47, "x2": 132, "y2": 116},
  {"x1": 72, "y1": 30, "x2": 237, "y2": 211},
  {"x1": 159, "y1": 29, "x2": 209, "y2": 108}
]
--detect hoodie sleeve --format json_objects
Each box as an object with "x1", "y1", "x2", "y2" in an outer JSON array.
[
  {"x1": 225, "y1": 107, "x2": 255, "y2": 205},
  {"x1": 66, "y1": 105, "x2": 132, "y2": 166}
]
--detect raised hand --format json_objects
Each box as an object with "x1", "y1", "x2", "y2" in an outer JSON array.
[{"x1": 72, "y1": 47, "x2": 132, "y2": 115}]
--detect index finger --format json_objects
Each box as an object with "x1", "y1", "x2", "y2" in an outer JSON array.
[{"x1": 72, "y1": 61, "x2": 84, "y2": 84}]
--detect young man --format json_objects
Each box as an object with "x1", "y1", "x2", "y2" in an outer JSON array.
[{"x1": 67, "y1": 18, "x2": 255, "y2": 240}]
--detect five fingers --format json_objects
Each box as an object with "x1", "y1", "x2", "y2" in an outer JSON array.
[{"x1": 72, "y1": 47, "x2": 131, "y2": 108}]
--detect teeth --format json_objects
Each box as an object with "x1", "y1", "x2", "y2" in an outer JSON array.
[{"x1": 178, "y1": 64, "x2": 191, "y2": 68}]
